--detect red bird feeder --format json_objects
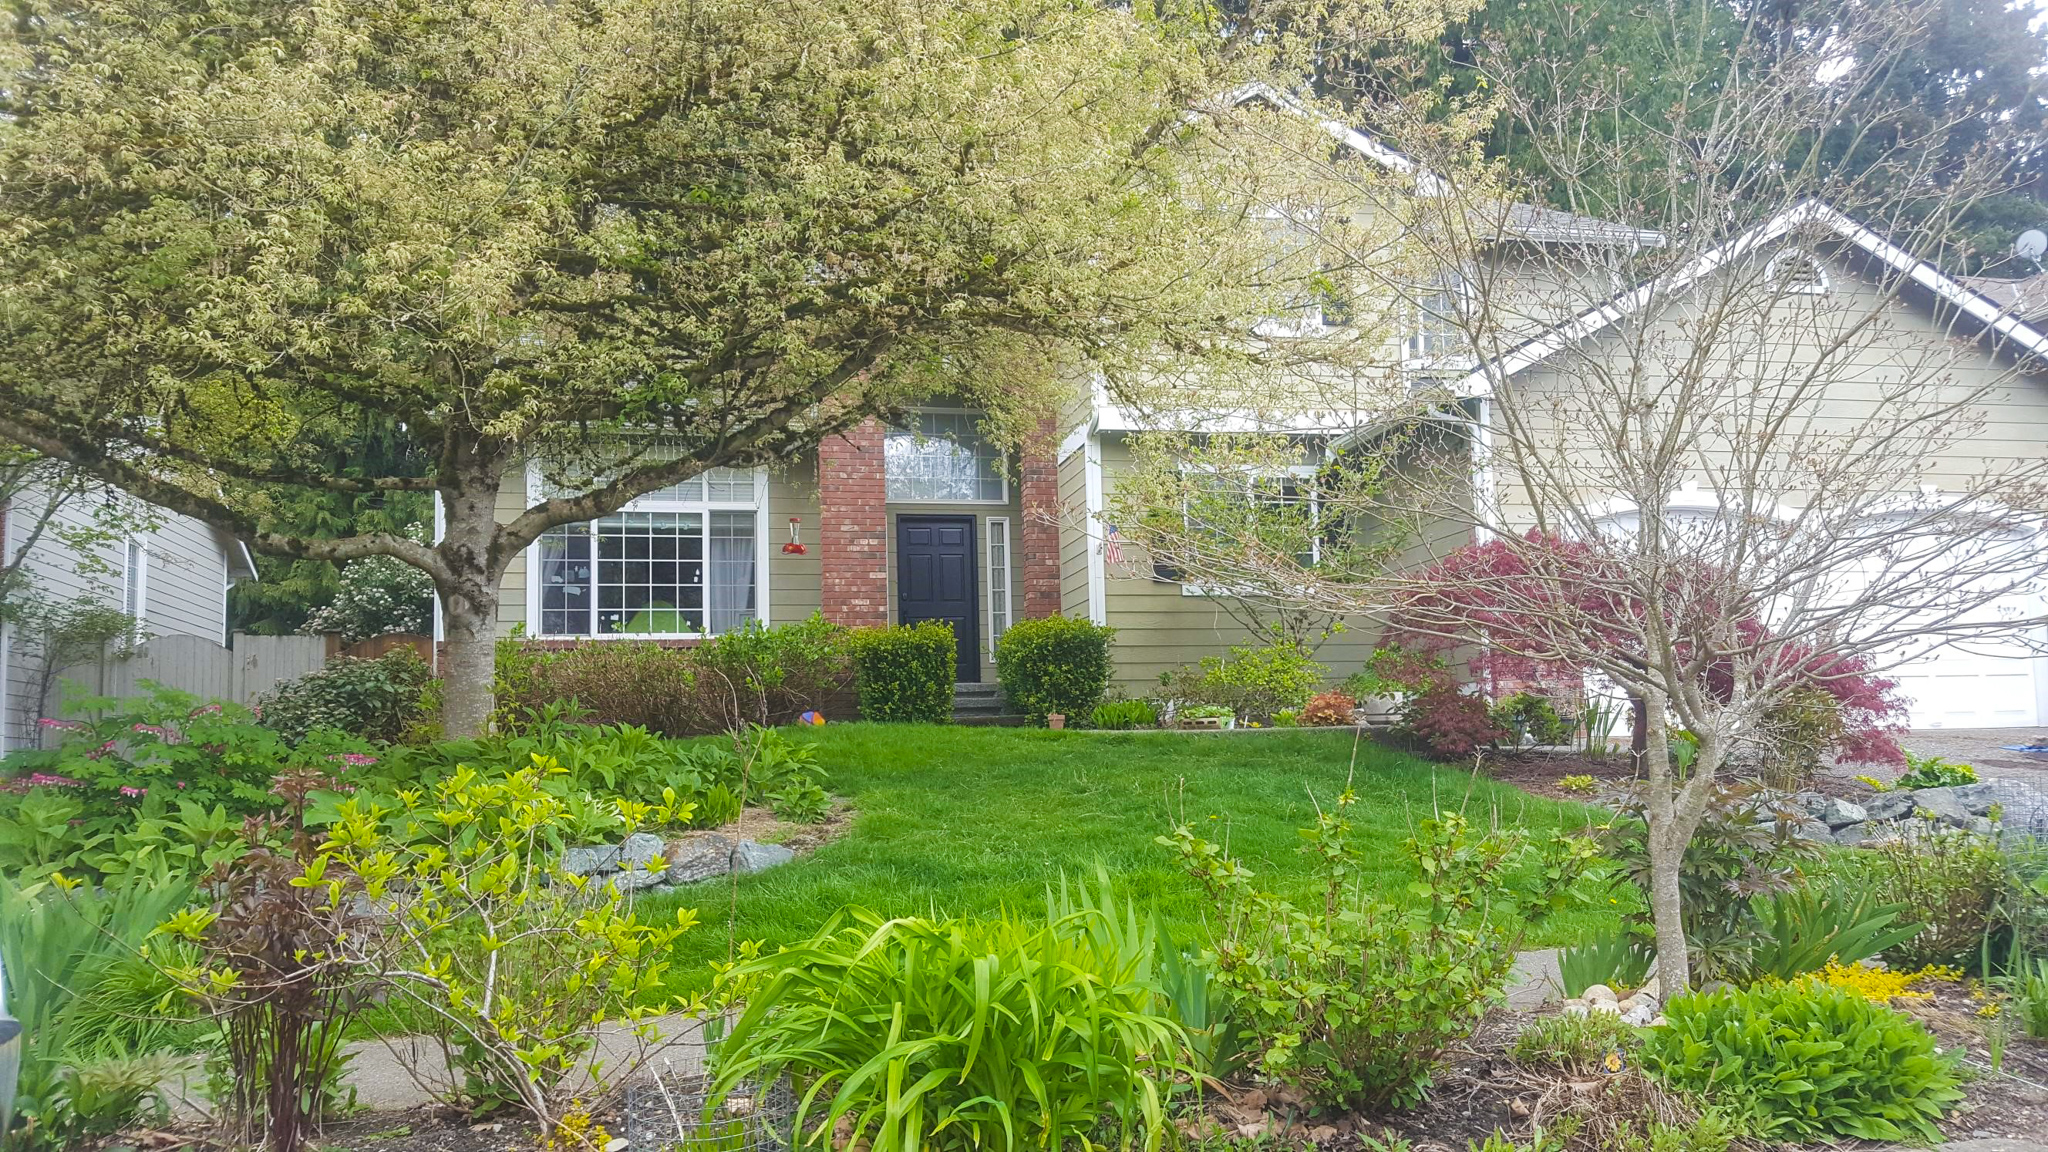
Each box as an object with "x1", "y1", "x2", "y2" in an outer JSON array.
[{"x1": 781, "y1": 516, "x2": 808, "y2": 555}]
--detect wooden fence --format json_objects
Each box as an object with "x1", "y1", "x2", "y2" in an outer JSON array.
[{"x1": 56, "y1": 632, "x2": 332, "y2": 708}]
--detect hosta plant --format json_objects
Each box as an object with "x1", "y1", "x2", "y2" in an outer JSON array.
[
  {"x1": 1642, "y1": 982, "x2": 1963, "y2": 1143},
  {"x1": 709, "y1": 903, "x2": 1185, "y2": 1152}
]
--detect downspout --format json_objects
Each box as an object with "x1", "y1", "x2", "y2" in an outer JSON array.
[{"x1": 1083, "y1": 435, "x2": 1108, "y2": 627}]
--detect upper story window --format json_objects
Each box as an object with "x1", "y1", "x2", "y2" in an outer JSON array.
[
  {"x1": 1251, "y1": 208, "x2": 1352, "y2": 338},
  {"x1": 884, "y1": 411, "x2": 1006, "y2": 503},
  {"x1": 1402, "y1": 268, "x2": 1470, "y2": 364},
  {"x1": 531, "y1": 463, "x2": 764, "y2": 639},
  {"x1": 1765, "y1": 249, "x2": 1830, "y2": 296},
  {"x1": 121, "y1": 537, "x2": 148, "y2": 625}
]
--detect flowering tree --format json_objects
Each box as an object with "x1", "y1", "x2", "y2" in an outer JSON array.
[{"x1": 299, "y1": 554, "x2": 435, "y2": 644}]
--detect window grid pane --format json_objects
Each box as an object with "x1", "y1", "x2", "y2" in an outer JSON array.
[
  {"x1": 596, "y1": 512, "x2": 703, "y2": 635},
  {"x1": 534, "y1": 463, "x2": 764, "y2": 638},
  {"x1": 885, "y1": 412, "x2": 1004, "y2": 502},
  {"x1": 987, "y1": 520, "x2": 1010, "y2": 644}
]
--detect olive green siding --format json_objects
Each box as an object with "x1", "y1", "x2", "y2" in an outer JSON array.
[
  {"x1": 1486, "y1": 252, "x2": 2048, "y2": 528},
  {"x1": 1091, "y1": 435, "x2": 1390, "y2": 694}
]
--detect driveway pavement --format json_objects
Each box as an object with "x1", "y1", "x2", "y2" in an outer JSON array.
[{"x1": 1831, "y1": 727, "x2": 2048, "y2": 839}]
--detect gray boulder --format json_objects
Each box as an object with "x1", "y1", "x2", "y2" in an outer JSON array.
[
  {"x1": 618, "y1": 832, "x2": 665, "y2": 870},
  {"x1": 1861, "y1": 790, "x2": 1918, "y2": 821},
  {"x1": 1949, "y1": 782, "x2": 2005, "y2": 816},
  {"x1": 610, "y1": 865, "x2": 669, "y2": 893},
  {"x1": 735, "y1": 841, "x2": 797, "y2": 874},
  {"x1": 665, "y1": 834, "x2": 739, "y2": 885},
  {"x1": 1817, "y1": 797, "x2": 1868, "y2": 828},
  {"x1": 1907, "y1": 787, "x2": 1974, "y2": 828},
  {"x1": 1790, "y1": 791, "x2": 1829, "y2": 817},
  {"x1": 561, "y1": 843, "x2": 622, "y2": 876},
  {"x1": 1832, "y1": 821, "x2": 1886, "y2": 847}
]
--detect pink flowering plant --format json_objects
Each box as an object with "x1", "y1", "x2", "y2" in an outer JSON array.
[{"x1": 2, "y1": 683, "x2": 379, "y2": 823}]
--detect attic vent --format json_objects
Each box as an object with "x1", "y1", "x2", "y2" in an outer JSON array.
[{"x1": 1765, "y1": 250, "x2": 1830, "y2": 296}]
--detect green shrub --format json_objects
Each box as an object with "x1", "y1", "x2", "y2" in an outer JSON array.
[
  {"x1": 1490, "y1": 692, "x2": 1568, "y2": 746},
  {"x1": 0, "y1": 874, "x2": 200, "y2": 1150},
  {"x1": 691, "y1": 613, "x2": 853, "y2": 725},
  {"x1": 1739, "y1": 876, "x2": 1922, "y2": 982},
  {"x1": 994, "y1": 615, "x2": 1115, "y2": 722},
  {"x1": 849, "y1": 622, "x2": 956, "y2": 722},
  {"x1": 1162, "y1": 799, "x2": 1603, "y2": 1109},
  {"x1": 1089, "y1": 699, "x2": 1159, "y2": 730},
  {"x1": 1859, "y1": 824, "x2": 2008, "y2": 968},
  {"x1": 1995, "y1": 957, "x2": 2048, "y2": 1039},
  {"x1": 258, "y1": 648, "x2": 433, "y2": 744},
  {"x1": 1896, "y1": 751, "x2": 1979, "y2": 790},
  {"x1": 710, "y1": 904, "x2": 1184, "y2": 1152},
  {"x1": 1160, "y1": 632, "x2": 1327, "y2": 723},
  {"x1": 1510, "y1": 1011, "x2": 1641, "y2": 1075},
  {"x1": 493, "y1": 615, "x2": 855, "y2": 735},
  {"x1": 1559, "y1": 929, "x2": 1655, "y2": 997},
  {"x1": 1642, "y1": 982, "x2": 1964, "y2": 1143}
]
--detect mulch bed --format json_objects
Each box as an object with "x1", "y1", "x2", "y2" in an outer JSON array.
[
  {"x1": 103, "y1": 991, "x2": 2048, "y2": 1151},
  {"x1": 1481, "y1": 749, "x2": 1872, "y2": 805}
]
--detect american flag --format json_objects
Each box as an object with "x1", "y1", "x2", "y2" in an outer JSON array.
[{"x1": 1103, "y1": 522, "x2": 1125, "y2": 565}]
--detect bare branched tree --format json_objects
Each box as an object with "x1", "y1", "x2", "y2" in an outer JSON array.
[{"x1": 1114, "y1": 0, "x2": 2048, "y2": 990}]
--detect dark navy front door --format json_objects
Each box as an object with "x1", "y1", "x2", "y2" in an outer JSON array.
[{"x1": 896, "y1": 516, "x2": 979, "y2": 682}]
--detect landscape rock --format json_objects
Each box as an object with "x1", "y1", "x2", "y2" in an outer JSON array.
[
  {"x1": 1832, "y1": 821, "x2": 1887, "y2": 847},
  {"x1": 610, "y1": 865, "x2": 669, "y2": 893},
  {"x1": 1582, "y1": 983, "x2": 1618, "y2": 1004},
  {"x1": 1639, "y1": 976, "x2": 1660, "y2": 1001},
  {"x1": 1967, "y1": 815, "x2": 1996, "y2": 836},
  {"x1": 665, "y1": 834, "x2": 739, "y2": 885},
  {"x1": 1862, "y1": 790, "x2": 1919, "y2": 821},
  {"x1": 1648, "y1": 1014, "x2": 1668, "y2": 1028},
  {"x1": 562, "y1": 843, "x2": 623, "y2": 876},
  {"x1": 1949, "y1": 782, "x2": 2007, "y2": 816},
  {"x1": 1620, "y1": 1003, "x2": 1656, "y2": 1026},
  {"x1": 1909, "y1": 786, "x2": 1973, "y2": 827},
  {"x1": 1791, "y1": 791, "x2": 1828, "y2": 817},
  {"x1": 1561, "y1": 1001, "x2": 1590, "y2": 1019},
  {"x1": 1817, "y1": 797, "x2": 1867, "y2": 828},
  {"x1": 618, "y1": 832, "x2": 665, "y2": 870},
  {"x1": 1589, "y1": 999, "x2": 1622, "y2": 1016},
  {"x1": 734, "y1": 841, "x2": 797, "y2": 874}
]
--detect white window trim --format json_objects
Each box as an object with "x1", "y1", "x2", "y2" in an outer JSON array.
[
  {"x1": 885, "y1": 407, "x2": 1010, "y2": 505},
  {"x1": 1181, "y1": 463, "x2": 1324, "y2": 598},
  {"x1": 523, "y1": 461, "x2": 770, "y2": 641},
  {"x1": 985, "y1": 516, "x2": 1012, "y2": 658},
  {"x1": 1764, "y1": 249, "x2": 1831, "y2": 296},
  {"x1": 122, "y1": 537, "x2": 149, "y2": 628},
  {"x1": 1250, "y1": 205, "x2": 1350, "y2": 339},
  {"x1": 1399, "y1": 267, "x2": 1478, "y2": 371}
]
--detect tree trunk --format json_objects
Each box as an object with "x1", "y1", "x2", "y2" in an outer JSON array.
[
  {"x1": 435, "y1": 459, "x2": 510, "y2": 740},
  {"x1": 439, "y1": 588, "x2": 499, "y2": 739},
  {"x1": 1646, "y1": 822, "x2": 1691, "y2": 994}
]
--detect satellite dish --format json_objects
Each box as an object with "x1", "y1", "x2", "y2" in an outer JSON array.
[{"x1": 2017, "y1": 229, "x2": 2048, "y2": 263}]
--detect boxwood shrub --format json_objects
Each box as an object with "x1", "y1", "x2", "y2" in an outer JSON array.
[
  {"x1": 1641, "y1": 980, "x2": 1964, "y2": 1143},
  {"x1": 849, "y1": 621, "x2": 956, "y2": 722},
  {"x1": 260, "y1": 647, "x2": 433, "y2": 744},
  {"x1": 994, "y1": 615, "x2": 1115, "y2": 722}
]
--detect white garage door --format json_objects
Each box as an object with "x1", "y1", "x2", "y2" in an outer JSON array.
[{"x1": 1890, "y1": 634, "x2": 2042, "y2": 728}]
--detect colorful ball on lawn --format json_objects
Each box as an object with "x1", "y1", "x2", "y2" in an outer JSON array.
[{"x1": 799, "y1": 710, "x2": 827, "y2": 726}]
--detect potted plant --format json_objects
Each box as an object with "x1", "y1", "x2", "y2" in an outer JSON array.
[
  {"x1": 1046, "y1": 712, "x2": 1066, "y2": 730},
  {"x1": 1177, "y1": 704, "x2": 1235, "y2": 730}
]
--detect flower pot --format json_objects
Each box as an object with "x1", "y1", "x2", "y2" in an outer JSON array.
[{"x1": 1046, "y1": 713, "x2": 1066, "y2": 730}]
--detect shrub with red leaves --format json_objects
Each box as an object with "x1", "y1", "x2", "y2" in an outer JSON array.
[{"x1": 1298, "y1": 691, "x2": 1358, "y2": 727}]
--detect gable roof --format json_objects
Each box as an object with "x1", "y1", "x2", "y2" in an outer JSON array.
[
  {"x1": 1220, "y1": 83, "x2": 1662, "y2": 248},
  {"x1": 1445, "y1": 199, "x2": 2048, "y2": 398}
]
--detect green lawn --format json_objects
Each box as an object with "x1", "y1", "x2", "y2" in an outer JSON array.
[{"x1": 646, "y1": 725, "x2": 1624, "y2": 987}]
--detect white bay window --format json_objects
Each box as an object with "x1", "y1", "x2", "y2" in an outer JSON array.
[{"x1": 531, "y1": 465, "x2": 765, "y2": 638}]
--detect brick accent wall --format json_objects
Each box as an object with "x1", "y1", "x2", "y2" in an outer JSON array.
[
  {"x1": 818, "y1": 419, "x2": 891, "y2": 627},
  {"x1": 1019, "y1": 416, "x2": 1062, "y2": 620}
]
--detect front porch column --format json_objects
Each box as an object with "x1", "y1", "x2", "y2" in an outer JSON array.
[
  {"x1": 818, "y1": 419, "x2": 890, "y2": 627},
  {"x1": 1019, "y1": 416, "x2": 1062, "y2": 620}
]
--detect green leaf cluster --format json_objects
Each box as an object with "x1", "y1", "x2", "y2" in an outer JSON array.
[
  {"x1": 710, "y1": 901, "x2": 1185, "y2": 1152},
  {"x1": 848, "y1": 622, "x2": 956, "y2": 723},
  {"x1": 994, "y1": 615, "x2": 1116, "y2": 722},
  {"x1": 1642, "y1": 982, "x2": 1964, "y2": 1143}
]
